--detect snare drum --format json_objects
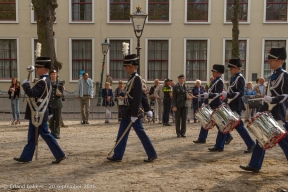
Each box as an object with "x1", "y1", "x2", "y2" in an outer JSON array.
[
  {"x1": 195, "y1": 105, "x2": 215, "y2": 130},
  {"x1": 247, "y1": 112, "x2": 287, "y2": 150},
  {"x1": 211, "y1": 104, "x2": 240, "y2": 134}
]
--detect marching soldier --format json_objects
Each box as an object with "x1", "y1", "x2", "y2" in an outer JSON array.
[
  {"x1": 107, "y1": 54, "x2": 157, "y2": 162},
  {"x1": 209, "y1": 58, "x2": 255, "y2": 152},
  {"x1": 49, "y1": 70, "x2": 63, "y2": 139},
  {"x1": 193, "y1": 64, "x2": 233, "y2": 144},
  {"x1": 14, "y1": 57, "x2": 66, "y2": 164},
  {"x1": 172, "y1": 74, "x2": 189, "y2": 138},
  {"x1": 240, "y1": 47, "x2": 288, "y2": 172}
]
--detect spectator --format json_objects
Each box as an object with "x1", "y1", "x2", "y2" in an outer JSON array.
[
  {"x1": 243, "y1": 82, "x2": 256, "y2": 122},
  {"x1": 254, "y1": 77, "x2": 266, "y2": 98},
  {"x1": 142, "y1": 79, "x2": 149, "y2": 95},
  {"x1": 49, "y1": 70, "x2": 63, "y2": 139},
  {"x1": 162, "y1": 79, "x2": 173, "y2": 126},
  {"x1": 191, "y1": 80, "x2": 205, "y2": 123},
  {"x1": 102, "y1": 82, "x2": 114, "y2": 123},
  {"x1": 76, "y1": 72, "x2": 94, "y2": 124},
  {"x1": 8, "y1": 77, "x2": 21, "y2": 125},
  {"x1": 114, "y1": 80, "x2": 126, "y2": 123},
  {"x1": 254, "y1": 77, "x2": 266, "y2": 112},
  {"x1": 154, "y1": 81, "x2": 164, "y2": 124},
  {"x1": 142, "y1": 79, "x2": 149, "y2": 121},
  {"x1": 205, "y1": 76, "x2": 214, "y2": 92},
  {"x1": 148, "y1": 79, "x2": 159, "y2": 121},
  {"x1": 106, "y1": 74, "x2": 113, "y2": 87},
  {"x1": 172, "y1": 74, "x2": 189, "y2": 138}
]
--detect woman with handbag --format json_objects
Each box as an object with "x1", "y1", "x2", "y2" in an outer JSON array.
[
  {"x1": 8, "y1": 77, "x2": 21, "y2": 125},
  {"x1": 102, "y1": 82, "x2": 114, "y2": 123},
  {"x1": 114, "y1": 80, "x2": 126, "y2": 123},
  {"x1": 243, "y1": 82, "x2": 256, "y2": 122},
  {"x1": 191, "y1": 80, "x2": 205, "y2": 123}
]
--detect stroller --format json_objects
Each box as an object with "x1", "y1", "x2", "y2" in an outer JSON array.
[{"x1": 147, "y1": 99, "x2": 156, "y2": 123}]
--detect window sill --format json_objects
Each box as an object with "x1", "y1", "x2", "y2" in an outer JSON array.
[
  {"x1": 185, "y1": 22, "x2": 210, "y2": 25},
  {"x1": 69, "y1": 21, "x2": 94, "y2": 24},
  {"x1": 0, "y1": 21, "x2": 19, "y2": 24},
  {"x1": 224, "y1": 22, "x2": 250, "y2": 25}
]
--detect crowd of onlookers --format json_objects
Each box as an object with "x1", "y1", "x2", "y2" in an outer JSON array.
[
  {"x1": 6, "y1": 73, "x2": 277, "y2": 126},
  {"x1": 104, "y1": 76, "x2": 273, "y2": 125}
]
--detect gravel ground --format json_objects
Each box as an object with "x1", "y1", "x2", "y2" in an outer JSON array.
[{"x1": 0, "y1": 120, "x2": 288, "y2": 192}]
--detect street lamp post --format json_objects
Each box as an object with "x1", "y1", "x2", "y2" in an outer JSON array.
[
  {"x1": 130, "y1": 5, "x2": 148, "y2": 75},
  {"x1": 97, "y1": 38, "x2": 110, "y2": 106}
]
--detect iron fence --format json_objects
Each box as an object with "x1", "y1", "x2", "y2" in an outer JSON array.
[{"x1": 0, "y1": 92, "x2": 198, "y2": 122}]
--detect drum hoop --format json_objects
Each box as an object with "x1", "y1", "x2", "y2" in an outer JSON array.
[
  {"x1": 263, "y1": 132, "x2": 288, "y2": 150},
  {"x1": 204, "y1": 120, "x2": 216, "y2": 130},
  {"x1": 247, "y1": 112, "x2": 288, "y2": 150},
  {"x1": 211, "y1": 103, "x2": 240, "y2": 133}
]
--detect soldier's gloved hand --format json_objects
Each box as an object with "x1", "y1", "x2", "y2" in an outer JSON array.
[
  {"x1": 131, "y1": 116, "x2": 138, "y2": 123},
  {"x1": 203, "y1": 92, "x2": 209, "y2": 98},
  {"x1": 263, "y1": 95, "x2": 273, "y2": 103},
  {"x1": 221, "y1": 91, "x2": 227, "y2": 98},
  {"x1": 146, "y1": 111, "x2": 153, "y2": 117},
  {"x1": 22, "y1": 79, "x2": 30, "y2": 84},
  {"x1": 48, "y1": 114, "x2": 53, "y2": 120},
  {"x1": 255, "y1": 112, "x2": 262, "y2": 116}
]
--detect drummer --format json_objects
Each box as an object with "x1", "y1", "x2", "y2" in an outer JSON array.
[
  {"x1": 209, "y1": 58, "x2": 255, "y2": 152},
  {"x1": 240, "y1": 47, "x2": 288, "y2": 172},
  {"x1": 193, "y1": 64, "x2": 233, "y2": 144}
]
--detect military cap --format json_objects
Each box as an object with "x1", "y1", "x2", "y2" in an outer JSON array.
[
  {"x1": 164, "y1": 78, "x2": 172, "y2": 82},
  {"x1": 228, "y1": 58, "x2": 242, "y2": 68},
  {"x1": 211, "y1": 64, "x2": 225, "y2": 74},
  {"x1": 35, "y1": 57, "x2": 51, "y2": 69},
  {"x1": 49, "y1": 69, "x2": 57, "y2": 74},
  {"x1": 268, "y1": 47, "x2": 287, "y2": 60},
  {"x1": 123, "y1": 54, "x2": 139, "y2": 66}
]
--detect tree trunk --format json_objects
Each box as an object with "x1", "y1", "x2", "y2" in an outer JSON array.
[
  {"x1": 232, "y1": 0, "x2": 239, "y2": 58},
  {"x1": 31, "y1": 0, "x2": 62, "y2": 70}
]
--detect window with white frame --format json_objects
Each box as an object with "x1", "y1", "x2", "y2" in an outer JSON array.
[
  {"x1": 109, "y1": 0, "x2": 130, "y2": 22},
  {"x1": 265, "y1": 0, "x2": 287, "y2": 22},
  {"x1": 186, "y1": 0, "x2": 209, "y2": 22},
  {"x1": 224, "y1": 40, "x2": 247, "y2": 80},
  {"x1": 0, "y1": 39, "x2": 17, "y2": 79},
  {"x1": 71, "y1": 0, "x2": 92, "y2": 22},
  {"x1": 147, "y1": 40, "x2": 169, "y2": 81},
  {"x1": 109, "y1": 40, "x2": 130, "y2": 80},
  {"x1": 148, "y1": 0, "x2": 170, "y2": 22},
  {"x1": 226, "y1": 0, "x2": 248, "y2": 22},
  {"x1": 263, "y1": 40, "x2": 286, "y2": 79},
  {"x1": 0, "y1": 0, "x2": 17, "y2": 22},
  {"x1": 71, "y1": 39, "x2": 92, "y2": 80},
  {"x1": 186, "y1": 40, "x2": 207, "y2": 81}
]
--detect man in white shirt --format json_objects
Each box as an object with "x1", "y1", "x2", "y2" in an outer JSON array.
[
  {"x1": 254, "y1": 77, "x2": 266, "y2": 98},
  {"x1": 76, "y1": 72, "x2": 94, "y2": 124}
]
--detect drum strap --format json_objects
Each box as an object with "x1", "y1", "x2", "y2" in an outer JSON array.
[
  {"x1": 228, "y1": 75, "x2": 242, "y2": 93},
  {"x1": 208, "y1": 79, "x2": 222, "y2": 93},
  {"x1": 124, "y1": 74, "x2": 142, "y2": 106},
  {"x1": 269, "y1": 72, "x2": 288, "y2": 104},
  {"x1": 226, "y1": 75, "x2": 243, "y2": 104}
]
